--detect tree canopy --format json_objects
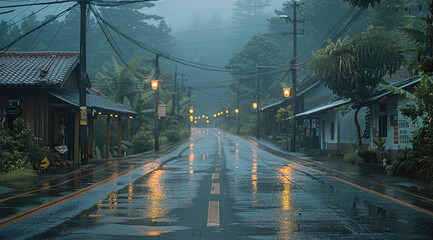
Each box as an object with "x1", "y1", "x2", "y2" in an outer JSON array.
[{"x1": 311, "y1": 28, "x2": 404, "y2": 102}]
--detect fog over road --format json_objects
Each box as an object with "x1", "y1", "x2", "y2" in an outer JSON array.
[{"x1": 1, "y1": 128, "x2": 432, "y2": 239}]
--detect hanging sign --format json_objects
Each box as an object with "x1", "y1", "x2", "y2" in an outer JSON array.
[{"x1": 80, "y1": 106, "x2": 87, "y2": 125}]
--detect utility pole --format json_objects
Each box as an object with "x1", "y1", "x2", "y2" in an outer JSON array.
[
  {"x1": 237, "y1": 82, "x2": 240, "y2": 136},
  {"x1": 291, "y1": 0, "x2": 298, "y2": 153},
  {"x1": 79, "y1": 0, "x2": 88, "y2": 165},
  {"x1": 256, "y1": 64, "x2": 260, "y2": 139},
  {"x1": 154, "y1": 54, "x2": 160, "y2": 151},
  {"x1": 188, "y1": 86, "x2": 192, "y2": 134},
  {"x1": 279, "y1": 0, "x2": 304, "y2": 152},
  {"x1": 172, "y1": 66, "x2": 177, "y2": 115},
  {"x1": 177, "y1": 73, "x2": 184, "y2": 115}
]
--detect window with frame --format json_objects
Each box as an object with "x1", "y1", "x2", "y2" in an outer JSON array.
[{"x1": 378, "y1": 115, "x2": 387, "y2": 137}]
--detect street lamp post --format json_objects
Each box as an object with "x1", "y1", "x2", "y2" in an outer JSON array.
[
  {"x1": 283, "y1": 87, "x2": 291, "y2": 151},
  {"x1": 279, "y1": 1, "x2": 302, "y2": 152},
  {"x1": 152, "y1": 79, "x2": 159, "y2": 151}
]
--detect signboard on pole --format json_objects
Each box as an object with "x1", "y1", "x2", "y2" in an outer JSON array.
[
  {"x1": 80, "y1": 106, "x2": 87, "y2": 125},
  {"x1": 158, "y1": 104, "x2": 166, "y2": 119}
]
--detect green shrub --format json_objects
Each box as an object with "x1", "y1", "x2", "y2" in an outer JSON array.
[
  {"x1": 0, "y1": 118, "x2": 45, "y2": 172},
  {"x1": 131, "y1": 126, "x2": 154, "y2": 154},
  {"x1": 0, "y1": 166, "x2": 37, "y2": 183},
  {"x1": 341, "y1": 150, "x2": 363, "y2": 165}
]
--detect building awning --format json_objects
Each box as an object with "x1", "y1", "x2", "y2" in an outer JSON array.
[
  {"x1": 260, "y1": 99, "x2": 288, "y2": 111},
  {"x1": 49, "y1": 88, "x2": 136, "y2": 116},
  {"x1": 287, "y1": 98, "x2": 351, "y2": 119},
  {"x1": 357, "y1": 77, "x2": 420, "y2": 107}
]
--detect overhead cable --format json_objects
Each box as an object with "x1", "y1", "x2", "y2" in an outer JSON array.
[
  {"x1": 0, "y1": 1, "x2": 72, "y2": 9},
  {"x1": 0, "y1": 3, "x2": 78, "y2": 53}
]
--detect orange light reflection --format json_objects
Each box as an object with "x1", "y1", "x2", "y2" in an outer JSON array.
[
  {"x1": 277, "y1": 166, "x2": 297, "y2": 238},
  {"x1": 144, "y1": 170, "x2": 167, "y2": 229}
]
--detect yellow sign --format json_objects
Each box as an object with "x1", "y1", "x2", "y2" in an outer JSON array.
[
  {"x1": 80, "y1": 106, "x2": 87, "y2": 125},
  {"x1": 40, "y1": 157, "x2": 50, "y2": 170}
]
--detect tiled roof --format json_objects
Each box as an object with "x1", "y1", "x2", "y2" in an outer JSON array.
[
  {"x1": 49, "y1": 88, "x2": 137, "y2": 116},
  {"x1": 0, "y1": 52, "x2": 79, "y2": 86}
]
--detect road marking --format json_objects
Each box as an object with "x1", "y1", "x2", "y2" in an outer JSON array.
[
  {"x1": 207, "y1": 201, "x2": 220, "y2": 227},
  {"x1": 212, "y1": 173, "x2": 219, "y2": 180},
  {"x1": 0, "y1": 142, "x2": 188, "y2": 204},
  {"x1": 215, "y1": 167, "x2": 221, "y2": 171},
  {"x1": 210, "y1": 183, "x2": 220, "y2": 195},
  {"x1": 216, "y1": 163, "x2": 221, "y2": 167},
  {"x1": 0, "y1": 148, "x2": 182, "y2": 228},
  {"x1": 237, "y1": 135, "x2": 433, "y2": 214},
  {"x1": 277, "y1": 161, "x2": 433, "y2": 217}
]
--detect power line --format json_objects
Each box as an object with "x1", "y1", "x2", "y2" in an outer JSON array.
[
  {"x1": 91, "y1": 0, "x2": 157, "y2": 7},
  {"x1": 0, "y1": 0, "x2": 42, "y2": 32},
  {"x1": 91, "y1": 9, "x2": 233, "y2": 72},
  {"x1": 27, "y1": 0, "x2": 64, "y2": 51},
  {"x1": 0, "y1": 1, "x2": 72, "y2": 9},
  {"x1": 0, "y1": 3, "x2": 78, "y2": 53}
]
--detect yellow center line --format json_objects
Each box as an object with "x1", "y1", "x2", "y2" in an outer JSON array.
[
  {"x1": 291, "y1": 156, "x2": 433, "y2": 203},
  {"x1": 207, "y1": 201, "x2": 220, "y2": 227},
  {"x1": 0, "y1": 140, "x2": 194, "y2": 204},
  {"x1": 215, "y1": 167, "x2": 221, "y2": 171},
  {"x1": 237, "y1": 136, "x2": 433, "y2": 212},
  {"x1": 0, "y1": 140, "x2": 192, "y2": 228},
  {"x1": 210, "y1": 183, "x2": 220, "y2": 195},
  {"x1": 277, "y1": 159, "x2": 433, "y2": 216}
]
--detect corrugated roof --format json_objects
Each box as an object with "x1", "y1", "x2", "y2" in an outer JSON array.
[
  {"x1": 0, "y1": 52, "x2": 79, "y2": 86},
  {"x1": 49, "y1": 88, "x2": 136, "y2": 115},
  {"x1": 260, "y1": 99, "x2": 288, "y2": 111},
  {"x1": 366, "y1": 77, "x2": 420, "y2": 102},
  {"x1": 294, "y1": 99, "x2": 351, "y2": 118}
]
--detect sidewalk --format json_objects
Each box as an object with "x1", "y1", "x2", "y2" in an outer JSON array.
[
  {"x1": 0, "y1": 146, "x2": 163, "y2": 195},
  {"x1": 249, "y1": 137, "x2": 423, "y2": 192},
  {"x1": 0, "y1": 138, "x2": 193, "y2": 195}
]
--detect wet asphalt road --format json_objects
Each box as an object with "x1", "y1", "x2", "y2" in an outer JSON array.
[{"x1": 1, "y1": 128, "x2": 433, "y2": 239}]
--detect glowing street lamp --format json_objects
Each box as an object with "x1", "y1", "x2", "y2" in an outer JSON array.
[
  {"x1": 217, "y1": 112, "x2": 221, "y2": 116},
  {"x1": 283, "y1": 88, "x2": 291, "y2": 98},
  {"x1": 235, "y1": 108, "x2": 239, "y2": 114},
  {"x1": 214, "y1": 114, "x2": 217, "y2": 117},
  {"x1": 252, "y1": 102, "x2": 258, "y2": 110},
  {"x1": 151, "y1": 80, "x2": 158, "y2": 91},
  {"x1": 189, "y1": 108, "x2": 194, "y2": 114},
  {"x1": 206, "y1": 120, "x2": 210, "y2": 124},
  {"x1": 225, "y1": 110, "x2": 229, "y2": 114}
]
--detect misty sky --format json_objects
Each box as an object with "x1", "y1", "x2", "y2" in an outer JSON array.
[
  {"x1": 146, "y1": 0, "x2": 287, "y2": 31},
  {"x1": 0, "y1": 0, "x2": 291, "y2": 113},
  {"x1": 0, "y1": 0, "x2": 287, "y2": 31}
]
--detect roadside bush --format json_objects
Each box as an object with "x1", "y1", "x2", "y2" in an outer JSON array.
[
  {"x1": 131, "y1": 126, "x2": 154, "y2": 154},
  {"x1": 341, "y1": 150, "x2": 363, "y2": 165},
  {"x1": 0, "y1": 118, "x2": 42, "y2": 173}
]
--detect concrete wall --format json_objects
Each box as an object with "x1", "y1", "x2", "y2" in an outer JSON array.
[{"x1": 318, "y1": 104, "x2": 368, "y2": 151}]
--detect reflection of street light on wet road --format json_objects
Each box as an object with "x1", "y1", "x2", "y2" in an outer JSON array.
[{"x1": 235, "y1": 108, "x2": 240, "y2": 135}]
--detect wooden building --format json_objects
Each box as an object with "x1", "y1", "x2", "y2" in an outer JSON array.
[{"x1": 0, "y1": 52, "x2": 136, "y2": 164}]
